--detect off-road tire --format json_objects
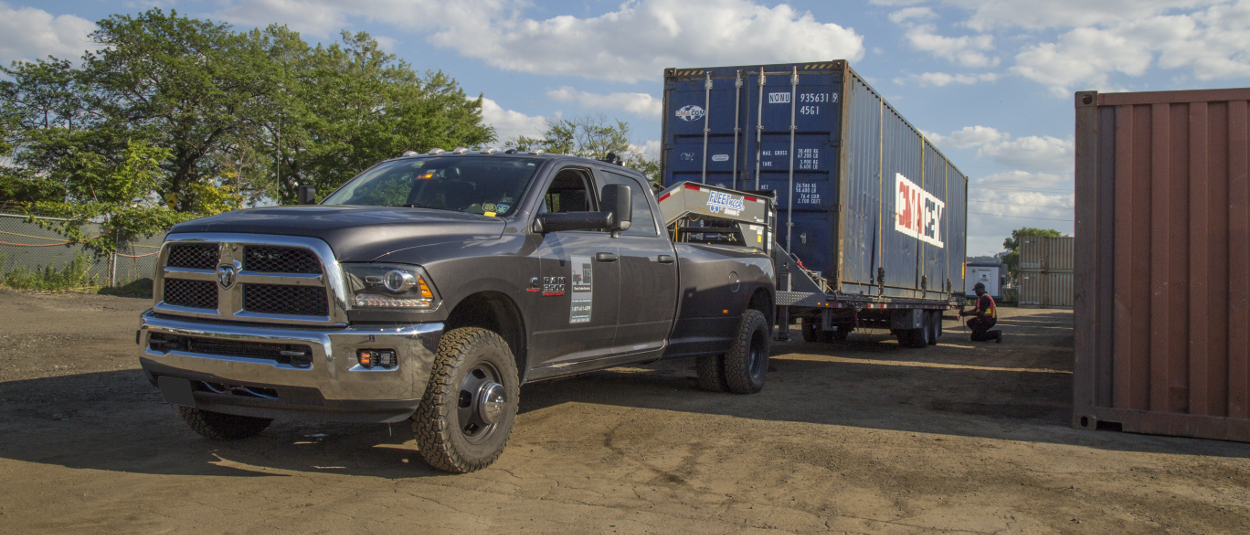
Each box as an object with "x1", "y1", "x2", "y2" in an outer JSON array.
[
  {"x1": 177, "y1": 407, "x2": 272, "y2": 440},
  {"x1": 413, "y1": 327, "x2": 519, "y2": 473},
  {"x1": 695, "y1": 355, "x2": 728, "y2": 392},
  {"x1": 723, "y1": 309, "x2": 770, "y2": 394}
]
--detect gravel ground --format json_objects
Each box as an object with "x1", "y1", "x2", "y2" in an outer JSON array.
[{"x1": 0, "y1": 288, "x2": 1247, "y2": 534}]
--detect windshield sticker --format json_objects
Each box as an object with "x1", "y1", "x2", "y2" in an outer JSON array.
[
  {"x1": 707, "y1": 191, "x2": 745, "y2": 217},
  {"x1": 569, "y1": 255, "x2": 592, "y2": 324},
  {"x1": 676, "y1": 104, "x2": 705, "y2": 122},
  {"x1": 496, "y1": 204, "x2": 510, "y2": 212},
  {"x1": 483, "y1": 203, "x2": 497, "y2": 212}
]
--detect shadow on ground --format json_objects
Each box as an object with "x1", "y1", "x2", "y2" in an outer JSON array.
[{"x1": 0, "y1": 309, "x2": 1244, "y2": 479}]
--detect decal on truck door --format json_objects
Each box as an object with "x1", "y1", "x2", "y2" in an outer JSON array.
[
  {"x1": 894, "y1": 173, "x2": 945, "y2": 248},
  {"x1": 569, "y1": 255, "x2": 593, "y2": 323}
]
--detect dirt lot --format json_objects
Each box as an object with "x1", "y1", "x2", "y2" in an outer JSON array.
[{"x1": 0, "y1": 289, "x2": 1247, "y2": 534}]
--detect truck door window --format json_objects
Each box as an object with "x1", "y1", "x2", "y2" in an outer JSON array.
[
  {"x1": 600, "y1": 172, "x2": 658, "y2": 236},
  {"x1": 543, "y1": 169, "x2": 595, "y2": 214}
]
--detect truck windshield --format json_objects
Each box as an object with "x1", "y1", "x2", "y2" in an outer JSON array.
[{"x1": 321, "y1": 156, "x2": 540, "y2": 217}]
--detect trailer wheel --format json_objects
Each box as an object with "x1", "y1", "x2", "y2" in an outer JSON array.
[
  {"x1": 724, "y1": 309, "x2": 770, "y2": 394},
  {"x1": 801, "y1": 317, "x2": 820, "y2": 342},
  {"x1": 177, "y1": 407, "x2": 272, "y2": 440},
  {"x1": 695, "y1": 355, "x2": 728, "y2": 392},
  {"x1": 413, "y1": 327, "x2": 519, "y2": 473}
]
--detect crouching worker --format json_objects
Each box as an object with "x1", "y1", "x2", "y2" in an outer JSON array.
[{"x1": 959, "y1": 282, "x2": 1002, "y2": 343}]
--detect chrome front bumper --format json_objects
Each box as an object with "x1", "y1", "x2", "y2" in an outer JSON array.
[{"x1": 137, "y1": 310, "x2": 442, "y2": 423}]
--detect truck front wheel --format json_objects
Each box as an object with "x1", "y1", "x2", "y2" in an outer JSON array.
[
  {"x1": 723, "y1": 309, "x2": 770, "y2": 394},
  {"x1": 413, "y1": 328, "x2": 519, "y2": 473}
]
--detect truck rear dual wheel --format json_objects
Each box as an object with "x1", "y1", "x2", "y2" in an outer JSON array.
[
  {"x1": 695, "y1": 355, "x2": 728, "y2": 392},
  {"x1": 177, "y1": 406, "x2": 272, "y2": 440},
  {"x1": 413, "y1": 327, "x2": 519, "y2": 473},
  {"x1": 723, "y1": 309, "x2": 770, "y2": 394}
]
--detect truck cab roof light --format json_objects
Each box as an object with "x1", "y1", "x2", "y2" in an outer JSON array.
[
  {"x1": 452, "y1": 147, "x2": 469, "y2": 154},
  {"x1": 529, "y1": 149, "x2": 545, "y2": 155},
  {"x1": 504, "y1": 149, "x2": 518, "y2": 154},
  {"x1": 480, "y1": 147, "x2": 498, "y2": 155},
  {"x1": 401, "y1": 150, "x2": 418, "y2": 157},
  {"x1": 428, "y1": 148, "x2": 446, "y2": 155}
]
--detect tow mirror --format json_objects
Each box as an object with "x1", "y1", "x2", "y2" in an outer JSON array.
[
  {"x1": 298, "y1": 185, "x2": 317, "y2": 205},
  {"x1": 600, "y1": 184, "x2": 632, "y2": 232}
]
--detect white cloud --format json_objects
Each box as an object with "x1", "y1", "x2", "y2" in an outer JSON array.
[
  {"x1": 904, "y1": 23, "x2": 997, "y2": 68},
  {"x1": 1011, "y1": 26, "x2": 1158, "y2": 96},
  {"x1": 0, "y1": 3, "x2": 96, "y2": 65},
  {"x1": 477, "y1": 97, "x2": 550, "y2": 142},
  {"x1": 888, "y1": 7, "x2": 937, "y2": 23},
  {"x1": 972, "y1": 170, "x2": 1070, "y2": 191},
  {"x1": 878, "y1": 1, "x2": 1250, "y2": 95},
  {"x1": 547, "y1": 87, "x2": 662, "y2": 118},
  {"x1": 211, "y1": 0, "x2": 865, "y2": 83},
  {"x1": 927, "y1": 126, "x2": 1073, "y2": 173},
  {"x1": 977, "y1": 135, "x2": 1073, "y2": 173},
  {"x1": 897, "y1": 71, "x2": 998, "y2": 86},
  {"x1": 924, "y1": 125, "x2": 1006, "y2": 148},
  {"x1": 950, "y1": 0, "x2": 1223, "y2": 32}
]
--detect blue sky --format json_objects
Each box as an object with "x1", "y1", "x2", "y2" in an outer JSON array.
[{"x1": 5, "y1": 0, "x2": 1250, "y2": 256}]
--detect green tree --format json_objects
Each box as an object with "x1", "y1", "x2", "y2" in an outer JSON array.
[
  {"x1": 82, "y1": 9, "x2": 280, "y2": 212},
  {"x1": 507, "y1": 114, "x2": 660, "y2": 183},
  {"x1": 1001, "y1": 227, "x2": 1066, "y2": 283},
  {"x1": 254, "y1": 28, "x2": 495, "y2": 204}
]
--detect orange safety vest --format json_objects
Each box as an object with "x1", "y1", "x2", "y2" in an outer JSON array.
[{"x1": 977, "y1": 294, "x2": 998, "y2": 319}]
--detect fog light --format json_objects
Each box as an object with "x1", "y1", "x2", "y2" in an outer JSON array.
[{"x1": 357, "y1": 349, "x2": 397, "y2": 370}]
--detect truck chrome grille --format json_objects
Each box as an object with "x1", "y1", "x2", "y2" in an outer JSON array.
[
  {"x1": 166, "y1": 243, "x2": 218, "y2": 270},
  {"x1": 163, "y1": 279, "x2": 218, "y2": 309},
  {"x1": 155, "y1": 235, "x2": 342, "y2": 325},
  {"x1": 243, "y1": 246, "x2": 322, "y2": 274},
  {"x1": 243, "y1": 284, "x2": 329, "y2": 316}
]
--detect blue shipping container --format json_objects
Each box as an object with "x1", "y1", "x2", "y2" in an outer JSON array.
[{"x1": 662, "y1": 61, "x2": 968, "y2": 300}]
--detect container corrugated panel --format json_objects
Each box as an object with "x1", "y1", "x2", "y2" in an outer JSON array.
[
  {"x1": 1074, "y1": 87, "x2": 1250, "y2": 442},
  {"x1": 1021, "y1": 236, "x2": 1074, "y2": 271},
  {"x1": 661, "y1": 61, "x2": 969, "y2": 302}
]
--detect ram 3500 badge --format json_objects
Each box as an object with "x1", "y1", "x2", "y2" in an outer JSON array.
[{"x1": 138, "y1": 150, "x2": 774, "y2": 473}]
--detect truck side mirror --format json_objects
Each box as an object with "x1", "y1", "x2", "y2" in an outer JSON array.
[
  {"x1": 600, "y1": 184, "x2": 632, "y2": 232},
  {"x1": 298, "y1": 185, "x2": 317, "y2": 205}
]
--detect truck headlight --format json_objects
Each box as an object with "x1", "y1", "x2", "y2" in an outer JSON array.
[{"x1": 342, "y1": 264, "x2": 438, "y2": 309}]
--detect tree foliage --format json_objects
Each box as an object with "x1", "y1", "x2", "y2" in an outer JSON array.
[
  {"x1": 0, "y1": 8, "x2": 493, "y2": 249},
  {"x1": 1001, "y1": 227, "x2": 1067, "y2": 283},
  {"x1": 507, "y1": 114, "x2": 660, "y2": 183}
]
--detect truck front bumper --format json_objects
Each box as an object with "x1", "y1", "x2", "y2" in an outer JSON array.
[{"x1": 137, "y1": 310, "x2": 443, "y2": 423}]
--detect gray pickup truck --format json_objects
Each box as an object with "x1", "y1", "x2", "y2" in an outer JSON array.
[{"x1": 138, "y1": 149, "x2": 775, "y2": 472}]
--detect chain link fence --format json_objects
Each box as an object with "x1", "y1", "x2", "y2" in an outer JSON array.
[{"x1": 0, "y1": 211, "x2": 166, "y2": 287}]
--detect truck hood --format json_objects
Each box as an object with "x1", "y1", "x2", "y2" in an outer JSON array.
[{"x1": 168, "y1": 206, "x2": 506, "y2": 262}]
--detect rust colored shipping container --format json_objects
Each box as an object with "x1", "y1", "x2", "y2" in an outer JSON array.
[
  {"x1": 1074, "y1": 87, "x2": 1250, "y2": 442},
  {"x1": 1020, "y1": 236, "x2": 1074, "y2": 272},
  {"x1": 1020, "y1": 270, "x2": 1074, "y2": 308}
]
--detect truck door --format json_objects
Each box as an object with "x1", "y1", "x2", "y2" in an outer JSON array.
[
  {"x1": 598, "y1": 169, "x2": 679, "y2": 356},
  {"x1": 528, "y1": 167, "x2": 622, "y2": 367}
]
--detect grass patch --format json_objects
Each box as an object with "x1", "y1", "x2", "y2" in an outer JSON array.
[
  {"x1": 0, "y1": 253, "x2": 100, "y2": 292},
  {"x1": 97, "y1": 277, "x2": 153, "y2": 298}
]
